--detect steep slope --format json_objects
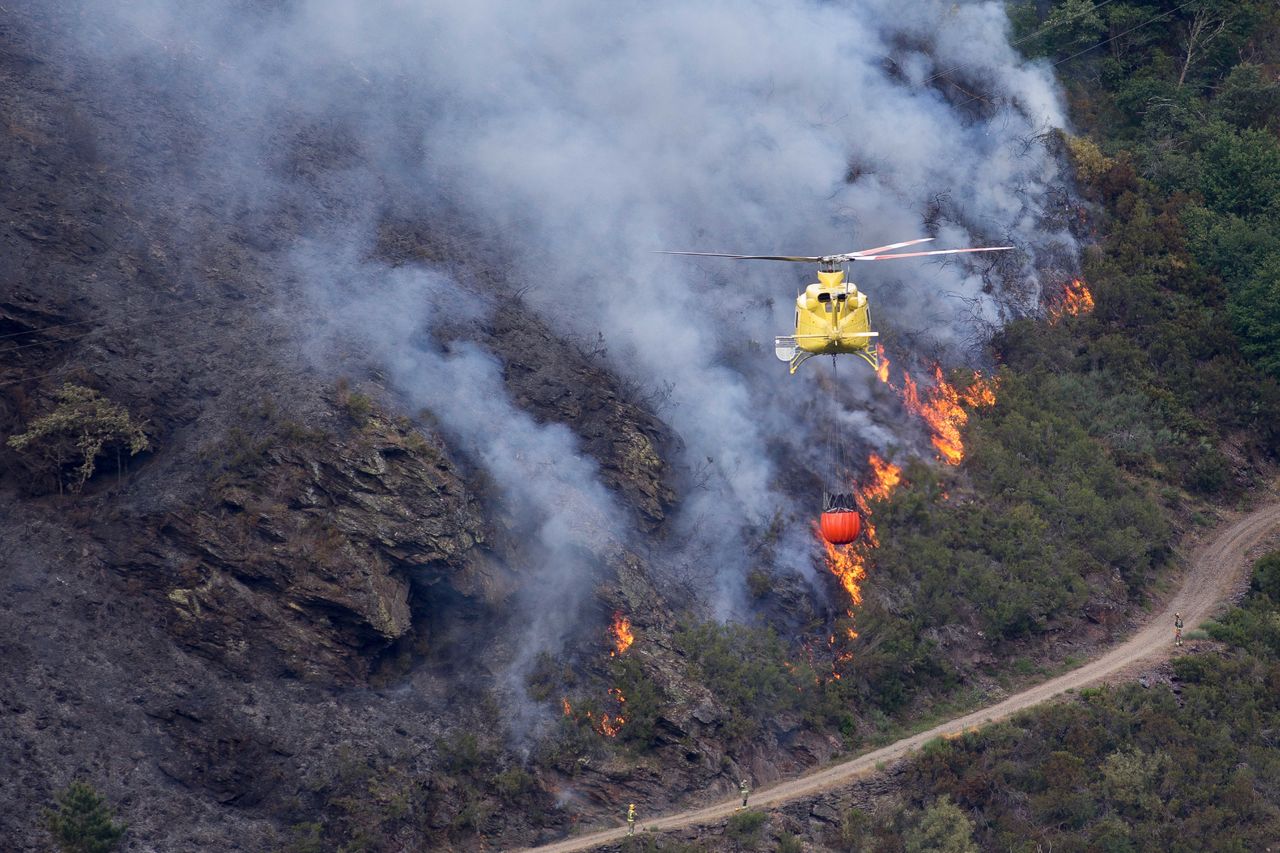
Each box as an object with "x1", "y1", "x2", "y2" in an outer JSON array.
[
  {"x1": 522, "y1": 498, "x2": 1280, "y2": 851},
  {"x1": 4, "y1": 1, "x2": 1278, "y2": 851}
]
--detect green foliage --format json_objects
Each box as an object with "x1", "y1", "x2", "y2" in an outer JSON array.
[
  {"x1": 1025, "y1": 0, "x2": 1280, "y2": 391},
  {"x1": 437, "y1": 732, "x2": 493, "y2": 776},
  {"x1": 491, "y1": 767, "x2": 534, "y2": 802},
  {"x1": 1229, "y1": 254, "x2": 1280, "y2": 379},
  {"x1": 44, "y1": 781, "x2": 125, "y2": 853},
  {"x1": 282, "y1": 822, "x2": 326, "y2": 853},
  {"x1": 1041, "y1": 0, "x2": 1106, "y2": 55},
  {"x1": 336, "y1": 379, "x2": 375, "y2": 425},
  {"x1": 862, "y1": 551, "x2": 1280, "y2": 851},
  {"x1": 7, "y1": 383, "x2": 148, "y2": 493},
  {"x1": 612, "y1": 656, "x2": 665, "y2": 749},
  {"x1": 1214, "y1": 64, "x2": 1280, "y2": 130},
  {"x1": 904, "y1": 795, "x2": 978, "y2": 853},
  {"x1": 1251, "y1": 551, "x2": 1280, "y2": 603},
  {"x1": 834, "y1": 806, "x2": 872, "y2": 850},
  {"x1": 674, "y1": 622, "x2": 811, "y2": 740},
  {"x1": 745, "y1": 568, "x2": 772, "y2": 599},
  {"x1": 724, "y1": 809, "x2": 766, "y2": 848},
  {"x1": 776, "y1": 831, "x2": 804, "y2": 853},
  {"x1": 1196, "y1": 125, "x2": 1280, "y2": 218}
]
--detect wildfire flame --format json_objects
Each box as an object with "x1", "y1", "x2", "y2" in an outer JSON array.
[
  {"x1": 820, "y1": 535, "x2": 867, "y2": 608},
  {"x1": 875, "y1": 346, "x2": 998, "y2": 466},
  {"x1": 814, "y1": 450, "x2": 903, "y2": 667},
  {"x1": 1050, "y1": 278, "x2": 1094, "y2": 321},
  {"x1": 900, "y1": 365, "x2": 997, "y2": 465},
  {"x1": 609, "y1": 613, "x2": 634, "y2": 657},
  {"x1": 856, "y1": 453, "x2": 902, "y2": 546},
  {"x1": 875, "y1": 343, "x2": 891, "y2": 384},
  {"x1": 560, "y1": 689, "x2": 627, "y2": 737}
]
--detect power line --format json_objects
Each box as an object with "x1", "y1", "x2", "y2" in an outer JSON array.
[
  {"x1": 0, "y1": 302, "x2": 234, "y2": 359},
  {"x1": 948, "y1": 0, "x2": 1199, "y2": 113},
  {"x1": 0, "y1": 316, "x2": 308, "y2": 392},
  {"x1": 918, "y1": 0, "x2": 1121, "y2": 90}
]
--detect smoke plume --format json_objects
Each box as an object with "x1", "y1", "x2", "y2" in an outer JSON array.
[{"x1": 46, "y1": 0, "x2": 1078, "y2": 689}]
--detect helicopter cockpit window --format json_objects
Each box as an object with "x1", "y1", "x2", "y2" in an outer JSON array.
[{"x1": 816, "y1": 292, "x2": 831, "y2": 302}]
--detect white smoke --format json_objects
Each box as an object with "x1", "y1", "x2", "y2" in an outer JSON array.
[{"x1": 49, "y1": 0, "x2": 1076, "y2": 646}]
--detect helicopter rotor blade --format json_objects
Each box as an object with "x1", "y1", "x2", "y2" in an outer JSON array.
[
  {"x1": 847, "y1": 237, "x2": 934, "y2": 257},
  {"x1": 849, "y1": 246, "x2": 1014, "y2": 261},
  {"x1": 656, "y1": 251, "x2": 823, "y2": 262}
]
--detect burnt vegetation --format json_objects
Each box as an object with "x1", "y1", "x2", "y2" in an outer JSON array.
[{"x1": 3, "y1": 1, "x2": 1280, "y2": 851}]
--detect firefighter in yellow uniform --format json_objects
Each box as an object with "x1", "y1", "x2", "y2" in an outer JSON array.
[
  {"x1": 738, "y1": 779, "x2": 750, "y2": 810},
  {"x1": 627, "y1": 803, "x2": 636, "y2": 836},
  {"x1": 1175, "y1": 612, "x2": 1184, "y2": 647}
]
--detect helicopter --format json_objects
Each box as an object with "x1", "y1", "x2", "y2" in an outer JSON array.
[
  {"x1": 661, "y1": 237, "x2": 1013, "y2": 544},
  {"x1": 660, "y1": 237, "x2": 1012, "y2": 374}
]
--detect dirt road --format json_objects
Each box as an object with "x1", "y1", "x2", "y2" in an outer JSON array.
[{"x1": 523, "y1": 502, "x2": 1280, "y2": 853}]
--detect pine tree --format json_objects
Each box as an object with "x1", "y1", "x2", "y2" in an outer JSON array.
[{"x1": 44, "y1": 781, "x2": 125, "y2": 853}]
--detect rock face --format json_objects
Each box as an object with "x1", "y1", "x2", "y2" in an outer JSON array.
[{"x1": 106, "y1": 412, "x2": 492, "y2": 683}]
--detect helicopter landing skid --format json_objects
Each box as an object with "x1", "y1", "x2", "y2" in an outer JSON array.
[{"x1": 774, "y1": 336, "x2": 880, "y2": 375}]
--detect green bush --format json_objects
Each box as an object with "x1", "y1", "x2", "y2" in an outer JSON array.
[
  {"x1": 1252, "y1": 551, "x2": 1280, "y2": 603},
  {"x1": 725, "y1": 809, "x2": 766, "y2": 848},
  {"x1": 44, "y1": 781, "x2": 125, "y2": 853}
]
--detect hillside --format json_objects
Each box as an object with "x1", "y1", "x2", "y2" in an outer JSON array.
[{"x1": 1, "y1": 1, "x2": 1277, "y2": 852}]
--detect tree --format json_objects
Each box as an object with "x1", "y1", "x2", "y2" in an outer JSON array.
[
  {"x1": 1042, "y1": 0, "x2": 1107, "y2": 56},
  {"x1": 1215, "y1": 64, "x2": 1280, "y2": 130},
  {"x1": 1177, "y1": 4, "x2": 1233, "y2": 87},
  {"x1": 44, "y1": 781, "x2": 125, "y2": 853},
  {"x1": 1229, "y1": 255, "x2": 1280, "y2": 380},
  {"x1": 904, "y1": 795, "x2": 979, "y2": 853},
  {"x1": 6, "y1": 383, "x2": 148, "y2": 493}
]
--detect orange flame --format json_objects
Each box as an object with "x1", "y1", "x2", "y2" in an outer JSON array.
[
  {"x1": 609, "y1": 613, "x2": 634, "y2": 657},
  {"x1": 814, "y1": 451, "x2": 905, "y2": 664},
  {"x1": 561, "y1": 689, "x2": 627, "y2": 737},
  {"x1": 597, "y1": 714, "x2": 624, "y2": 737},
  {"x1": 1050, "y1": 278, "x2": 1094, "y2": 321},
  {"x1": 875, "y1": 345, "x2": 998, "y2": 465},
  {"x1": 875, "y1": 344, "x2": 890, "y2": 384},
  {"x1": 900, "y1": 366, "x2": 997, "y2": 465},
  {"x1": 856, "y1": 453, "x2": 903, "y2": 545},
  {"x1": 597, "y1": 688, "x2": 627, "y2": 737},
  {"x1": 820, "y1": 535, "x2": 867, "y2": 608}
]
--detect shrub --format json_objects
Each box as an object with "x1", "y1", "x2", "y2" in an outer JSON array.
[
  {"x1": 7, "y1": 384, "x2": 148, "y2": 493},
  {"x1": 725, "y1": 809, "x2": 767, "y2": 848},
  {"x1": 44, "y1": 781, "x2": 125, "y2": 853},
  {"x1": 903, "y1": 795, "x2": 978, "y2": 853},
  {"x1": 1252, "y1": 552, "x2": 1280, "y2": 603}
]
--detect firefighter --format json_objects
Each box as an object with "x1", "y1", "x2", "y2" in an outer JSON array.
[
  {"x1": 739, "y1": 778, "x2": 750, "y2": 810},
  {"x1": 1175, "y1": 612, "x2": 1184, "y2": 647},
  {"x1": 627, "y1": 803, "x2": 636, "y2": 836}
]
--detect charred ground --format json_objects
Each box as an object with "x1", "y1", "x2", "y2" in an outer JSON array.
[{"x1": 3, "y1": 1, "x2": 1280, "y2": 852}]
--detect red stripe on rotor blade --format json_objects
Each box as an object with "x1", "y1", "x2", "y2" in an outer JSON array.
[
  {"x1": 851, "y1": 246, "x2": 1014, "y2": 261},
  {"x1": 847, "y1": 237, "x2": 934, "y2": 257}
]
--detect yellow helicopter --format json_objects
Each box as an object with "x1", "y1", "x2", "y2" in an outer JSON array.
[{"x1": 662, "y1": 238, "x2": 1013, "y2": 373}]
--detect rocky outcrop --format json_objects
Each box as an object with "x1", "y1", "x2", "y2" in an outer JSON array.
[{"x1": 105, "y1": 411, "x2": 495, "y2": 684}]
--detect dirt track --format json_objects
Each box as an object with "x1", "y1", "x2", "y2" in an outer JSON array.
[{"x1": 523, "y1": 501, "x2": 1280, "y2": 853}]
